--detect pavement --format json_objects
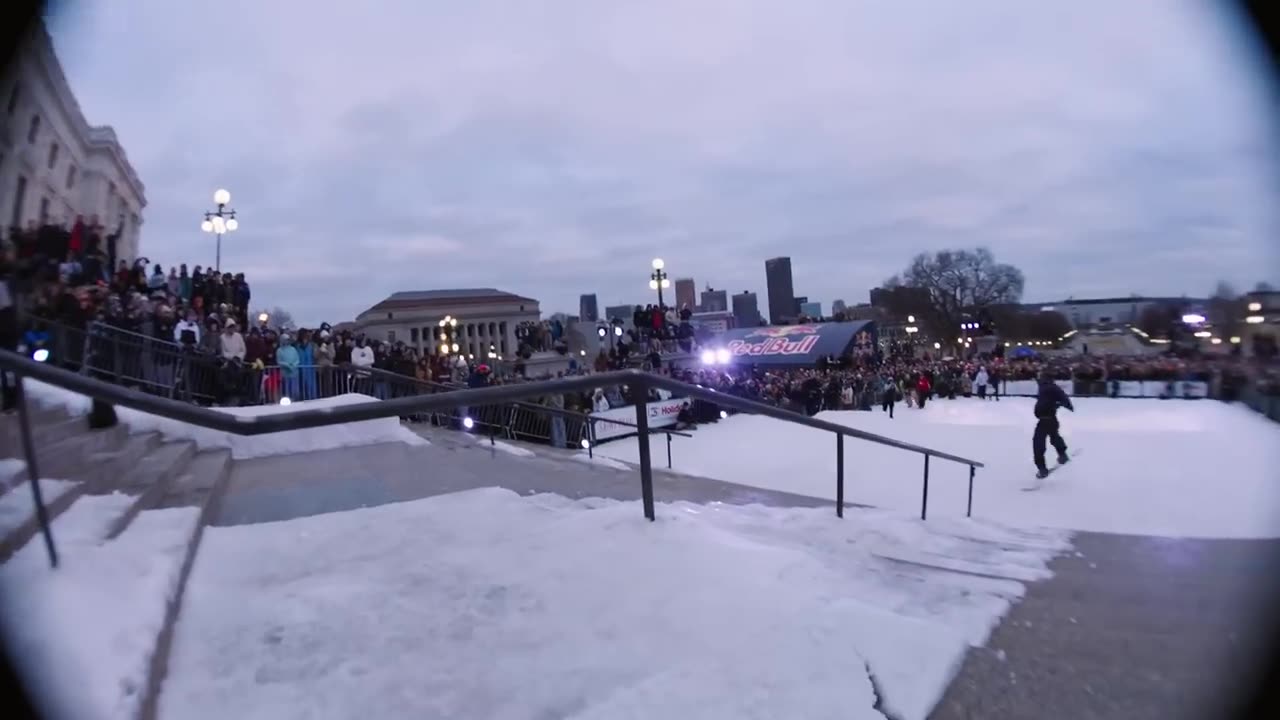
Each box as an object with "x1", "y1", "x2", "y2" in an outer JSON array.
[{"x1": 929, "y1": 532, "x2": 1280, "y2": 720}]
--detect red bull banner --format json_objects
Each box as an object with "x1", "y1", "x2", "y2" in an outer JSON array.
[{"x1": 717, "y1": 321, "x2": 877, "y2": 366}]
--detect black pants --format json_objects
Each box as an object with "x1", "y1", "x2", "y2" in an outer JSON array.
[
  {"x1": 917, "y1": 392, "x2": 927, "y2": 409},
  {"x1": 881, "y1": 396, "x2": 895, "y2": 418},
  {"x1": 977, "y1": 384, "x2": 987, "y2": 399},
  {"x1": 1033, "y1": 417, "x2": 1068, "y2": 470}
]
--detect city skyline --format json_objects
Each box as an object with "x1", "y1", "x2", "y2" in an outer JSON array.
[{"x1": 44, "y1": 0, "x2": 1280, "y2": 326}]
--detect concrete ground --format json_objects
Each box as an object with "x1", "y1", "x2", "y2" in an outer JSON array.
[{"x1": 929, "y1": 533, "x2": 1280, "y2": 720}]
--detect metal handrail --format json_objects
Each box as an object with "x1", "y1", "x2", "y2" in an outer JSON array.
[{"x1": 0, "y1": 349, "x2": 984, "y2": 568}]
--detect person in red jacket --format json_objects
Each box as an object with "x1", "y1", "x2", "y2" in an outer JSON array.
[{"x1": 916, "y1": 374, "x2": 932, "y2": 410}]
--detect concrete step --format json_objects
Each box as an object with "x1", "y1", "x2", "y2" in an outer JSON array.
[
  {"x1": 0, "y1": 479, "x2": 87, "y2": 564},
  {"x1": 104, "y1": 441, "x2": 198, "y2": 540},
  {"x1": 156, "y1": 449, "x2": 233, "y2": 514},
  {"x1": 84, "y1": 432, "x2": 163, "y2": 494}
]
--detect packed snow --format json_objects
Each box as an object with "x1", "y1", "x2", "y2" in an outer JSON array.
[
  {"x1": 22, "y1": 380, "x2": 427, "y2": 459},
  {"x1": 0, "y1": 496, "x2": 199, "y2": 720},
  {"x1": 0, "y1": 478, "x2": 77, "y2": 537},
  {"x1": 596, "y1": 396, "x2": 1280, "y2": 538},
  {"x1": 163, "y1": 488, "x2": 1068, "y2": 720}
]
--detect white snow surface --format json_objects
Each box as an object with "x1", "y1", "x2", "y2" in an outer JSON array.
[
  {"x1": 0, "y1": 478, "x2": 77, "y2": 536},
  {"x1": 0, "y1": 496, "x2": 200, "y2": 720},
  {"x1": 597, "y1": 396, "x2": 1280, "y2": 538},
  {"x1": 570, "y1": 452, "x2": 631, "y2": 471},
  {"x1": 163, "y1": 488, "x2": 1069, "y2": 720},
  {"x1": 0, "y1": 458, "x2": 27, "y2": 488},
  {"x1": 22, "y1": 380, "x2": 427, "y2": 459},
  {"x1": 466, "y1": 434, "x2": 537, "y2": 457}
]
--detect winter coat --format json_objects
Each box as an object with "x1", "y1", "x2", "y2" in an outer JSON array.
[
  {"x1": 220, "y1": 331, "x2": 246, "y2": 361},
  {"x1": 315, "y1": 342, "x2": 334, "y2": 366},
  {"x1": 350, "y1": 345, "x2": 375, "y2": 367},
  {"x1": 174, "y1": 320, "x2": 201, "y2": 346},
  {"x1": 276, "y1": 344, "x2": 300, "y2": 376},
  {"x1": 975, "y1": 369, "x2": 989, "y2": 387}
]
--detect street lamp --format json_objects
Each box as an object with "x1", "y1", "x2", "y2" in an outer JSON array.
[
  {"x1": 649, "y1": 257, "x2": 671, "y2": 307},
  {"x1": 201, "y1": 188, "x2": 239, "y2": 272},
  {"x1": 438, "y1": 315, "x2": 459, "y2": 355}
]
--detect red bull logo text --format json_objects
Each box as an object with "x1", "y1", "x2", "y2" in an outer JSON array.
[{"x1": 727, "y1": 328, "x2": 822, "y2": 357}]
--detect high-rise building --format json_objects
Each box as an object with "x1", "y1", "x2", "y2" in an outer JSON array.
[
  {"x1": 732, "y1": 291, "x2": 761, "y2": 328},
  {"x1": 700, "y1": 287, "x2": 728, "y2": 313},
  {"x1": 579, "y1": 293, "x2": 599, "y2": 322},
  {"x1": 831, "y1": 299, "x2": 847, "y2": 315},
  {"x1": 800, "y1": 301, "x2": 822, "y2": 318},
  {"x1": 766, "y1": 257, "x2": 796, "y2": 324},
  {"x1": 604, "y1": 304, "x2": 634, "y2": 325},
  {"x1": 674, "y1": 278, "x2": 696, "y2": 310}
]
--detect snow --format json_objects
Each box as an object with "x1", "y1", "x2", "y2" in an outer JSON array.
[
  {"x1": 597, "y1": 397, "x2": 1280, "y2": 539},
  {"x1": 465, "y1": 434, "x2": 537, "y2": 457},
  {"x1": 0, "y1": 458, "x2": 27, "y2": 488},
  {"x1": 0, "y1": 478, "x2": 77, "y2": 537},
  {"x1": 0, "y1": 496, "x2": 200, "y2": 720},
  {"x1": 570, "y1": 452, "x2": 631, "y2": 471},
  {"x1": 164, "y1": 488, "x2": 1067, "y2": 720},
  {"x1": 22, "y1": 380, "x2": 428, "y2": 459}
]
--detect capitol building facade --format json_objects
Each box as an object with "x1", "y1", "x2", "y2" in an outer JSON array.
[{"x1": 0, "y1": 20, "x2": 146, "y2": 260}]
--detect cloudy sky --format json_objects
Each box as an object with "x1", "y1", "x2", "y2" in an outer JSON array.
[{"x1": 47, "y1": 0, "x2": 1279, "y2": 325}]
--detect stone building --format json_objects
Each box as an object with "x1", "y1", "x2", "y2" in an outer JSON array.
[
  {"x1": 0, "y1": 20, "x2": 146, "y2": 259},
  {"x1": 354, "y1": 288, "x2": 541, "y2": 360}
]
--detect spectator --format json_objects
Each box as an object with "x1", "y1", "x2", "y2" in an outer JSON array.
[
  {"x1": 220, "y1": 319, "x2": 246, "y2": 361},
  {"x1": 276, "y1": 333, "x2": 301, "y2": 400}
]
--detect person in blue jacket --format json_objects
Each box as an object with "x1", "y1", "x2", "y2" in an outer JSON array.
[
  {"x1": 1032, "y1": 370, "x2": 1073, "y2": 478},
  {"x1": 275, "y1": 333, "x2": 301, "y2": 402}
]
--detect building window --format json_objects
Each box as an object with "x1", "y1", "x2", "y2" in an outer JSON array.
[
  {"x1": 387, "y1": 330, "x2": 397, "y2": 343},
  {"x1": 386, "y1": 312, "x2": 393, "y2": 319},
  {"x1": 27, "y1": 114, "x2": 39, "y2": 143},
  {"x1": 65, "y1": 165, "x2": 76, "y2": 189},
  {"x1": 410, "y1": 327, "x2": 419, "y2": 343},
  {"x1": 47, "y1": 142, "x2": 59, "y2": 169},
  {"x1": 5, "y1": 84, "x2": 18, "y2": 115},
  {"x1": 10, "y1": 175, "x2": 26, "y2": 228},
  {"x1": 38, "y1": 196, "x2": 50, "y2": 224}
]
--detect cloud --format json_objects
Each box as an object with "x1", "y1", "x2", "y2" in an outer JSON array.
[{"x1": 47, "y1": 0, "x2": 1280, "y2": 325}]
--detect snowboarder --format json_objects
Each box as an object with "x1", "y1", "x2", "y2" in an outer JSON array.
[{"x1": 1033, "y1": 370, "x2": 1073, "y2": 478}]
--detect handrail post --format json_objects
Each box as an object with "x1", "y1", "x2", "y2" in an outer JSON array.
[
  {"x1": 836, "y1": 433, "x2": 844, "y2": 518},
  {"x1": 15, "y1": 377, "x2": 58, "y2": 568},
  {"x1": 633, "y1": 380, "x2": 656, "y2": 521},
  {"x1": 920, "y1": 454, "x2": 930, "y2": 521},
  {"x1": 666, "y1": 432, "x2": 672, "y2": 469},
  {"x1": 966, "y1": 465, "x2": 975, "y2": 518},
  {"x1": 587, "y1": 418, "x2": 594, "y2": 459}
]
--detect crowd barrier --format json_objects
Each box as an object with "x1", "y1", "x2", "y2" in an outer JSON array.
[{"x1": 1000, "y1": 379, "x2": 1210, "y2": 399}]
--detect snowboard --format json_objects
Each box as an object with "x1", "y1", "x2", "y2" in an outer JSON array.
[{"x1": 1022, "y1": 447, "x2": 1082, "y2": 492}]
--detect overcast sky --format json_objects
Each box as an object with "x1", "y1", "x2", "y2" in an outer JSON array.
[{"x1": 47, "y1": 0, "x2": 1279, "y2": 325}]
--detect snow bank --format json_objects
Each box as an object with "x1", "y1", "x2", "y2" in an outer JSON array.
[
  {"x1": 0, "y1": 497, "x2": 200, "y2": 720},
  {"x1": 570, "y1": 452, "x2": 631, "y2": 471},
  {"x1": 597, "y1": 396, "x2": 1280, "y2": 538},
  {"x1": 22, "y1": 381, "x2": 427, "y2": 459},
  {"x1": 164, "y1": 488, "x2": 1068, "y2": 720}
]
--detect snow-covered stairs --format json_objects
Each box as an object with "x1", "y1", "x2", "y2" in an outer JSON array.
[
  {"x1": 0, "y1": 401, "x2": 235, "y2": 720},
  {"x1": 0, "y1": 404, "x2": 233, "y2": 566}
]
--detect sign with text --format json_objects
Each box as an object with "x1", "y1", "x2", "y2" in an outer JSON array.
[
  {"x1": 590, "y1": 398, "x2": 688, "y2": 441},
  {"x1": 716, "y1": 321, "x2": 877, "y2": 366}
]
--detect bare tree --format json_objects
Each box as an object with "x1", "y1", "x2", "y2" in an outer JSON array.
[
  {"x1": 1207, "y1": 281, "x2": 1243, "y2": 337},
  {"x1": 885, "y1": 248, "x2": 1025, "y2": 339},
  {"x1": 252, "y1": 306, "x2": 295, "y2": 330}
]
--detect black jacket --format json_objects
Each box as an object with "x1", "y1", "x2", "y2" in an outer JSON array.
[{"x1": 1034, "y1": 381, "x2": 1073, "y2": 419}]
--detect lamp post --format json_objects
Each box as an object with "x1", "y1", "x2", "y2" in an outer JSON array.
[
  {"x1": 648, "y1": 258, "x2": 670, "y2": 308},
  {"x1": 438, "y1": 315, "x2": 459, "y2": 356},
  {"x1": 200, "y1": 188, "x2": 239, "y2": 272}
]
